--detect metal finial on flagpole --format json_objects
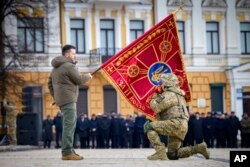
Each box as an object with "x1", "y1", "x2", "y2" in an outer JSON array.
[{"x1": 172, "y1": 4, "x2": 185, "y2": 15}]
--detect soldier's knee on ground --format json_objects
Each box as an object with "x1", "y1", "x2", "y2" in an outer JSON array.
[{"x1": 167, "y1": 151, "x2": 179, "y2": 160}]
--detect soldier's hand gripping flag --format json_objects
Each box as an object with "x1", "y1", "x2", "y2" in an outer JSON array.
[{"x1": 100, "y1": 13, "x2": 191, "y2": 119}]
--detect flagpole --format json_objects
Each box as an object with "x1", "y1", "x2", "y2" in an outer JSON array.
[
  {"x1": 172, "y1": 4, "x2": 185, "y2": 16},
  {"x1": 91, "y1": 66, "x2": 101, "y2": 75}
]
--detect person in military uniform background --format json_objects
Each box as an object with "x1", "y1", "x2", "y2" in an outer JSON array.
[
  {"x1": 144, "y1": 73, "x2": 210, "y2": 160},
  {"x1": 4, "y1": 99, "x2": 17, "y2": 145}
]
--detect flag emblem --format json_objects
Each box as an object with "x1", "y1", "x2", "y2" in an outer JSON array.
[
  {"x1": 159, "y1": 41, "x2": 172, "y2": 54},
  {"x1": 148, "y1": 62, "x2": 172, "y2": 86}
]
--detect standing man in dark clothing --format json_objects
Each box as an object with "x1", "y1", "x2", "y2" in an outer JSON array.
[
  {"x1": 202, "y1": 112, "x2": 215, "y2": 148},
  {"x1": 228, "y1": 111, "x2": 241, "y2": 148},
  {"x1": 53, "y1": 111, "x2": 63, "y2": 148},
  {"x1": 192, "y1": 112, "x2": 204, "y2": 144},
  {"x1": 42, "y1": 115, "x2": 53, "y2": 148},
  {"x1": 90, "y1": 114, "x2": 98, "y2": 148},
  {"x1": 98, "y1": 113, "x2": 111, "y2": 148},
  {"x1": 110, "y1": 113, "x2": 122, "y2": 148},
  {"x1": 134, "y1": 113, "x2": 147, "y2": 148},
  {"x1": 119, "y1": 115, "x2": 126, "y2": 148},
  {"x1": 124, "y1": 115, "x2": 134, "y2": 148},
  {"x1": 96, "y1": 113, "x2": 103, "y2": 148},
  {"x1": 76, "y1": 113, "x2": 90, "y2": 148},
  {"x1": 214, "y1": 113, "x2": 226, "y2": 148},
  {"x1": 224, "y1": 113, "x2": 231, "y2": 148},
  {"x1": 240, "y1": 113, "x2": 250, "y2": 148},
  {"x1": 48, "y1": 44, "x2": 92, "y2": 160},
  {"x1": 183, "y1": 111, "x2": 195, "y2": 147}
]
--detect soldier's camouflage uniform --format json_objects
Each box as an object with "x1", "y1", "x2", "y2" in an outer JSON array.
[
  {"x1": 146, "y1": 73, "x2": 209, "y2": 160},
  {"x1": 5, "y1": 102, "x2": 17, "y2": 144}
]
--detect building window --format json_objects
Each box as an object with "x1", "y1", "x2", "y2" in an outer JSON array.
[
  {"x1": 177, "y1": 21, "x2": 185, "y2": 54},
  {"x1": 18, "y1": 18, "x2": 44, "y2": 53},
  {"x1": 70, "y1": 19, "x2": 85, "y2": 53},
  {"x1": 130, "y1": 20, "x2": 144, "y2": 42},
  {"x1": 100, "y1": 19, "x2": 115, "y2": 56},
  {"x1": 206, "y1": 22, "x2": 220, "y2": 54},
  {"x1": 210, "y1": 84, "x2": 224, "y2": 113},
  {"x1": 240, "y1": 22, "x2": 250, "y2": 54},
  {"x1": 103, "y1": 85, "x2": 117, "y2": 115},
  {"x1": 77, "y1": 86, "x2": 88, "y2": 116}
]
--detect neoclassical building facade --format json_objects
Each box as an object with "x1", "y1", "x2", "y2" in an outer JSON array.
[{"x1": 1, "y1": 0, "x2": 250, "y2": 123}]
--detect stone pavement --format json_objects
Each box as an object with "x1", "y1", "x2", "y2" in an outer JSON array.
[{"x1": 0, "y1": 145, "x2": 235, "y2": 167}]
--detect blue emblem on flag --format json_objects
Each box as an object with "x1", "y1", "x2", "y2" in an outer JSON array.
[{"x1": 148, "y1": 62, "x2": 172, "y2": 86}]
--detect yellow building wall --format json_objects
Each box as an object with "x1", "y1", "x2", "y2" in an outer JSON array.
[
  {"x1": 3, "y1": 71, "x2": 231, "y2": 119},
  {"x1": 4, "y1": 71, "x2": 135, "y2": 120},
  {"x1": 4, "y1": 72, "x2": 54, "y2": 117},
  {"x1": 188, "y1": 72, "x2": 231, "y2": 114}
]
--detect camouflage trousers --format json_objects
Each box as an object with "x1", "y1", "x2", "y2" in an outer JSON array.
[
  {"x1": 147, "y1": 118, "x2": 196, "y2": 160},
  {"x1": 7, "y1": 127, "x2": 17, "y2": 144}
]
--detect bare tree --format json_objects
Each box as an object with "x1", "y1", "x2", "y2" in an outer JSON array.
[{"x1": 0, "y1": 0, "x2": 49, "y2": 100}]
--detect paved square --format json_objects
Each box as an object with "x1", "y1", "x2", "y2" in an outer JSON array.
[{"x1": 0, "y1": 147, "x2": 233, "y2": 167}]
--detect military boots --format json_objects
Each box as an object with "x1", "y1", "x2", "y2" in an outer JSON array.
[
  {"x1": 192, "y1": 142, "x2": 210, "y2": 159},
  {"x1": 177, "y1": 142, "x2": 210, "y2": 159},
  {"x1": 147, "y1": 148, "x2": 168, "y2": 160}
]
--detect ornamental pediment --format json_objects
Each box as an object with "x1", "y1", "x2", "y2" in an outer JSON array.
[
  {"x1": 167, "y1": 0, "x2": 192, "y2": 6},
  {"x1": 202, "y1": 0, "x2": 227, "y2": 7},
  {"x1": 236, "y1": 0, "x2": 250, "y2": 8}
]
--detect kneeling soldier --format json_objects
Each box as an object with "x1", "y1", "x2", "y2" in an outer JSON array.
[{"x1": 144, "y1": 73, "x2": 210, "y2": 160}]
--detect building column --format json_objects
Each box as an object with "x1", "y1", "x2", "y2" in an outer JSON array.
[
  {"x1": 154, "y1": 0, "x2": 167, "y2": 23},
  {"x1": 47, "y1": 0, "x2": 61, "y2": 54},
  {"x1": 226, "y1": 0, "x2": 241, "y2": 55},
  {"x1": 116, "y1": 10, "x2": 122, "y2": 49},
  {"x1": 64, "y1": 8, "x2": 71, "y2": 45},
  {"x1": 86, "y1": 7, "x2": 92, "y2": 52},
  {"x1": 226, "y1": 0, "x2": 241, "y2": 66},
  {"x1": 192, "y1": 0, "x2": 205, "y2": 54}
]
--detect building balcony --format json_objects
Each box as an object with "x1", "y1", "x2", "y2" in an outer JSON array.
[
  {"x1": 3, "y1": 51, "x2": 250, "y2": 72},
  {"x1": 3, "y1": 48, "x2": 122, "y2": 71},
  {"x1": 89, "y1": 48, "x2": 122, "y2": 63}
]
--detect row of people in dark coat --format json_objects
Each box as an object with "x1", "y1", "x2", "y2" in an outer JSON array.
[
  {"x1": 73, "y1": 112, "x2": 151, "y2": 149},
  {"x1": 42, "y1": 112, "x2": 63, "y2": 148},
  {"x1": 44, "y1": 110, "x2": 250, "y2": 149},
  {"x1": 183, "y1": 111, "x2": 250, "y2": 148}
]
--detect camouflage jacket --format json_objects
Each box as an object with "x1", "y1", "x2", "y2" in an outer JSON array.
[
  {"x1": 240, "y1": 117, "x2": 250, "y2": 133},
  {"x1": 150, "y1": 87, "x2": 189, "y2": 121},
  {"x1": 5, "y1": 104, "x2": 17, "y2": 127}
]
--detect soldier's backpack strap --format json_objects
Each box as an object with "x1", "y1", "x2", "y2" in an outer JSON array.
[{"x1": 175, "y1": 93, "x2": 189, "y2": 120}]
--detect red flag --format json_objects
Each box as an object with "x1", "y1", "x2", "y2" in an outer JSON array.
[{"x1": 100, "y1": 13, "x2": 191, "y2": 119}]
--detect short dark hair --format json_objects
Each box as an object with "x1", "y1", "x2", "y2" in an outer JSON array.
[{"x1": 62, "y1": 44, "x2": 76, "y2": 55}]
